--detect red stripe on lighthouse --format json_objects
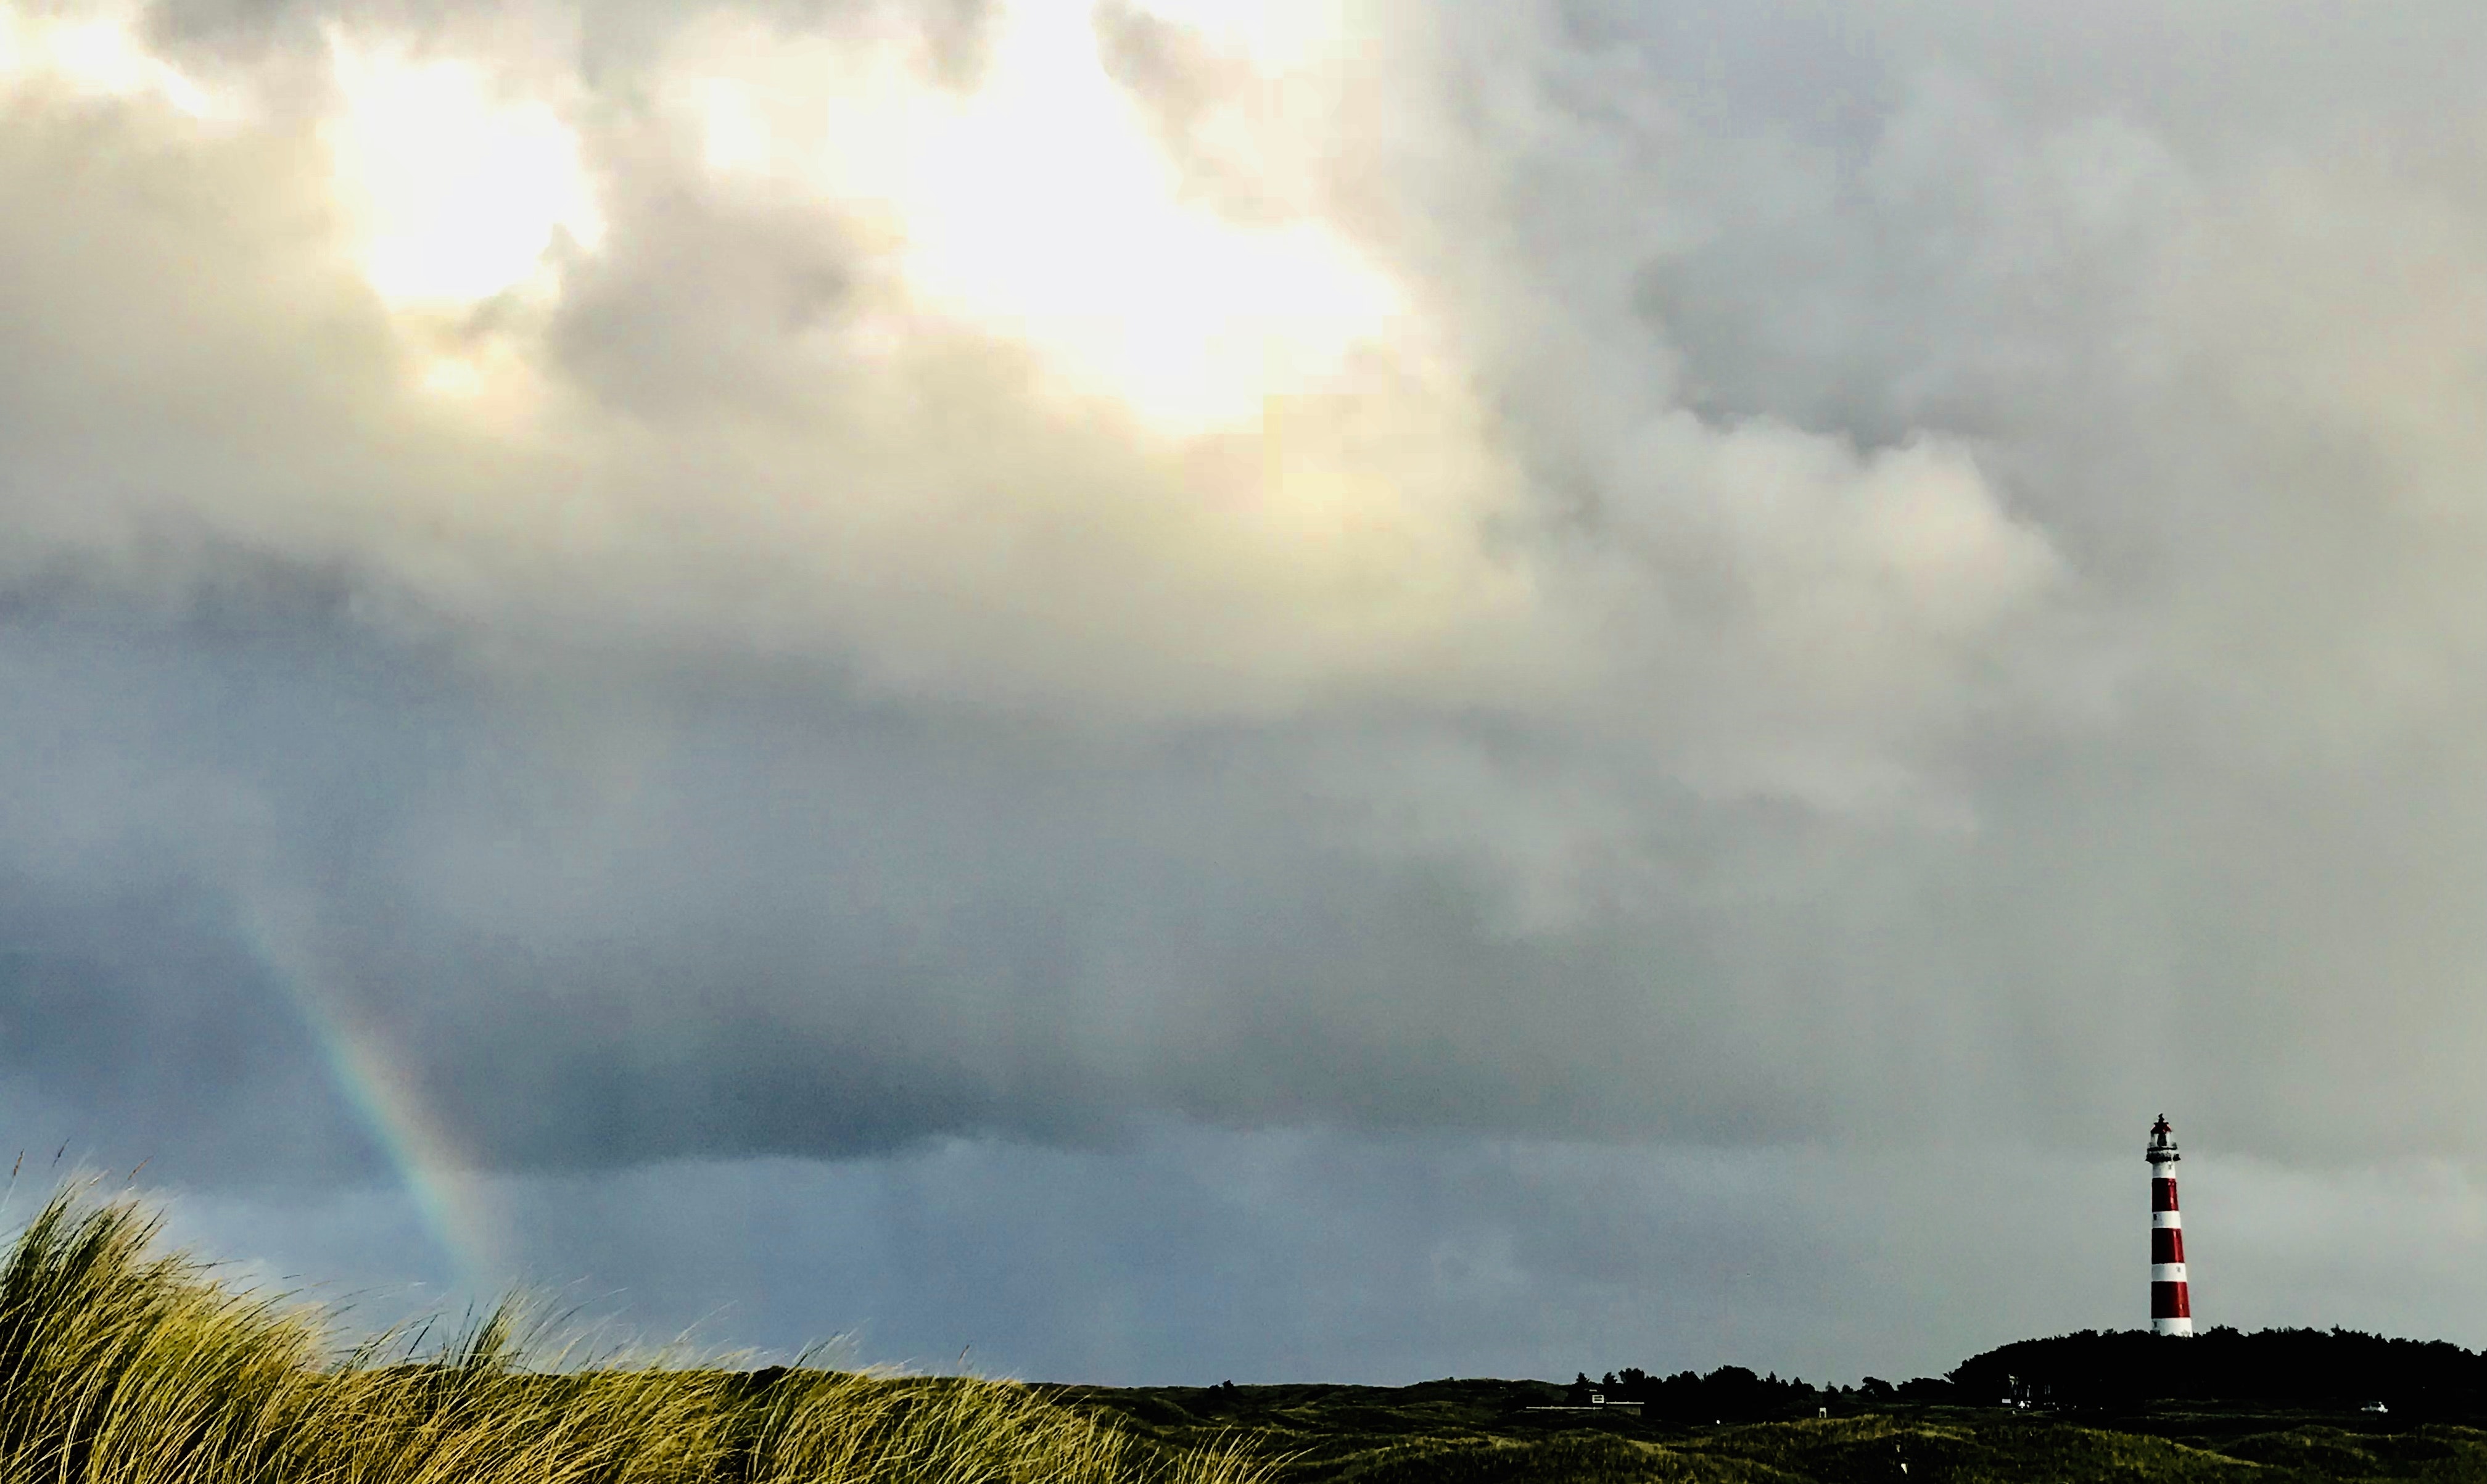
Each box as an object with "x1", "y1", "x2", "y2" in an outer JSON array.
[
  {"x1": 2151, "y1": 1227, "x2": 2185, "y2": 1264},
  {"x1": 2152, "y1": 1178, "x2": 2179, "y2": 1212},
  {"x1": 2151, "y1": 1281, "x2": 2192, "y2": 1319}
]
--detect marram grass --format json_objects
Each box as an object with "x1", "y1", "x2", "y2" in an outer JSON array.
[{"x1": 0, "y1": 1185, "x2": 1271, "y2": 1484}]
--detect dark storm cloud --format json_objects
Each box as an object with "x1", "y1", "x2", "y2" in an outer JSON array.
[
  {"x1": 7, "y1": 0, "x2": 2487, "y2": 1226},
  {"x1": 0, "y1": 586, "x2": 461, "y2": 1184}
]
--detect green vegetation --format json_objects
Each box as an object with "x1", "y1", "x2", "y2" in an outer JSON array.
[
  {"x1": 0, "y1": 1185, "x2": 1267, "y2": 1484},
  {"x1": 1057, "y1": 1380, "x2": 2487, "y2": 1483}
]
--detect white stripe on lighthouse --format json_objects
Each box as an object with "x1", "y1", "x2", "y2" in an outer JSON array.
[
  {"x1": 2151, "y1": 1263, "x2": 2188, "y2": 1283},
  {"x1": 2152, "y1": 1210, "x2": 2183, "y2": 1229}
]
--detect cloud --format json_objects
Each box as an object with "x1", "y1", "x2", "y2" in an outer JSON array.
[
  {"x1": 2, "y1": 0, "x2": 2487, "y2": 1282},
  {"x1": 4, "y1": 0, "x2": 2061, "y2": 733}
]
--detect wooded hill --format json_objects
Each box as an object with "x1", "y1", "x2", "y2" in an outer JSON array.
[{"x1": 1947, "y1": 1329, "x2": 2487, "y2": 1418}]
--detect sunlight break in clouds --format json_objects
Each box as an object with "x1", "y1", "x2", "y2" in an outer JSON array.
[
  {"x1": 0, "y1": 5, "x2": 212, "y2": 115},
  {"x1": 679, "y1": 0, "x2": 1404, "y2": 434},
  {"x1": 323, "y1": 35, "x2": 604, "y2": 309}
]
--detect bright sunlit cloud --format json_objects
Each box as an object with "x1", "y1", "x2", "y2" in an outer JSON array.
[
  {"x1": 4, "y1": 0, "x2": 1399, "y2": 434},
  {"x1": 698, "y1": 78, "x2": 772, "y2": 175},
  {"x1": 323, "y1": 36, "x2": 604, "y2": 308},
  {"x1": 683, "y1": 0, "x2": 1403, "y2": 434},
  {"x1": 1127, "y1": 0, "x2": 1350, "y2": 70},
  {"x1": 0, "y1": 4, "x2": 216, "y2": 116}
]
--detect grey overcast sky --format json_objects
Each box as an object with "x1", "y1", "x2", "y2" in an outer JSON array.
[{"x1": 5, "y1": 0, "x2": 2487, "y2": 1384}]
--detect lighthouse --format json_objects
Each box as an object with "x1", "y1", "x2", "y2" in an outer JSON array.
[{"x1": 2147, "y1": 1115, "x2": 2193, "y2": 1335}]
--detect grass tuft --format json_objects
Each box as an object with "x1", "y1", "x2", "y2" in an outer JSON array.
[{"x1": 0, "y1": 1184, "x2": 1274, "y2": 1484}]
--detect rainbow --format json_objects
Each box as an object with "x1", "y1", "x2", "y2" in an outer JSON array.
[{"x1": 236, "y1": 892, "x2": 498, "y2": 1286}]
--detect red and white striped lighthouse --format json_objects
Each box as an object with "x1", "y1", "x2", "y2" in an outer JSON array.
[{"x1": 2147, "y1": 1115, "x2": 2193, "y2": 1335}]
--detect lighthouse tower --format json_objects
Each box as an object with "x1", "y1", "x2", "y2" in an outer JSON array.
[{"x1": 2147, "y1": 1116, "x2": 2193, "y2": 1336}]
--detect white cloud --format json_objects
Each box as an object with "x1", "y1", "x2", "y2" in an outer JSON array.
[{"x1": 323, "y1": 34, "x2": 603, "y2": 306}]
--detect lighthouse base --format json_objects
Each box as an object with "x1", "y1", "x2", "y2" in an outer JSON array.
[{"x1": 2152, "y1": 1317, "x2": 2195, "y2": 1337}]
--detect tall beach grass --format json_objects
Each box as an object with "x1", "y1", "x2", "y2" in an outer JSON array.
[{"x1": 0, "y1": 1184, "x2": 1268, "y2": 1484}]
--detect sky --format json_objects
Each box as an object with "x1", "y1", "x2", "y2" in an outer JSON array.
[{"x1": 4, "y1": 0, "x2": 2487, "y2": 1385}]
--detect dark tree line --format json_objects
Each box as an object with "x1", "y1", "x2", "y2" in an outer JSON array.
[
  {"x1": 1565, "y1": 1366, "x2": 1891, "y2": 1422},
  {"x1": 1575, "y1": 1327, "x2": 2487, "y2": 1422},
  {"x1": 1948, "y1": 1328, "x2": 2487, "y2": 1418}
]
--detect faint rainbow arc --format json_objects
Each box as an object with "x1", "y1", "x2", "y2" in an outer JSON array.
[{"x1": 233, "y1": 892, "x2": 497, "y2": 1288}]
